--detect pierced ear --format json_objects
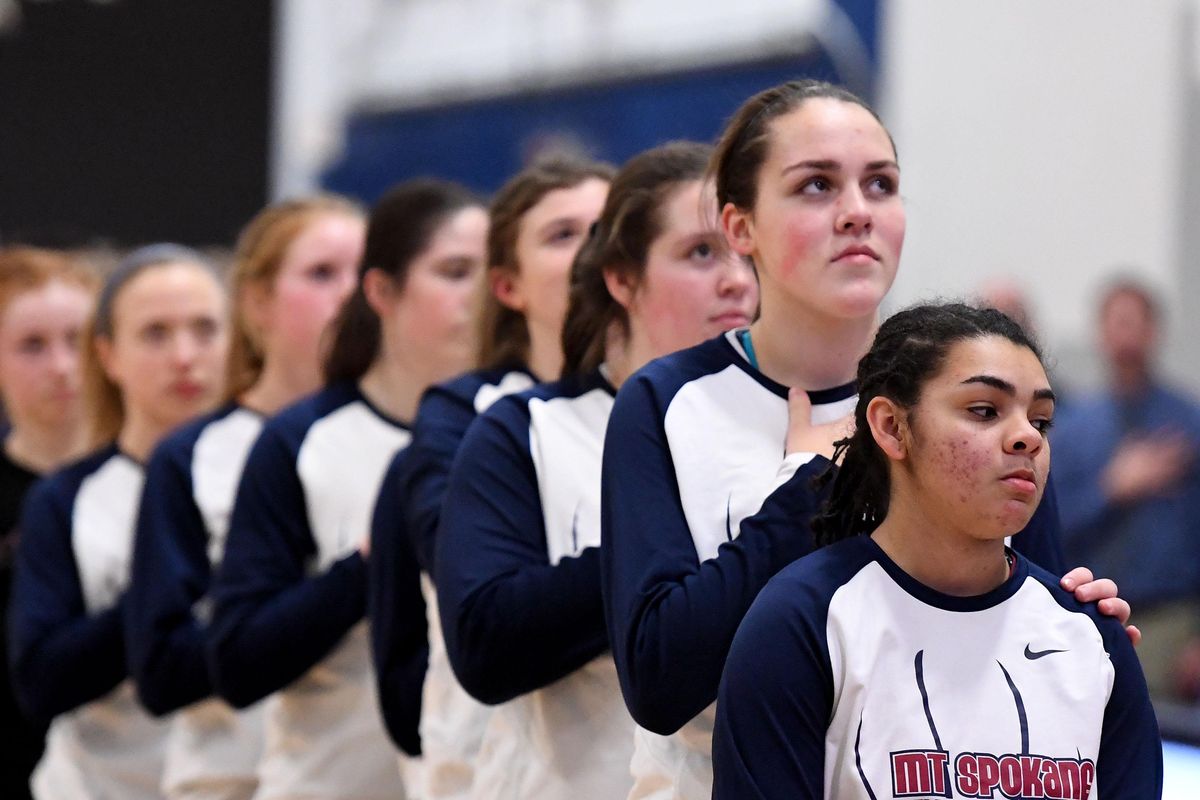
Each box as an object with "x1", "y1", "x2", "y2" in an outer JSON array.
[
  {"x1": 361, "y1": 267, "x2": 394, "y2": 318},
  {"x1": 490, "y1": 266, "x2": 525, "y2": 313},
  {"x1": 865, "y1": 396, "x2": 908, "y2": 461},
  {"x1": 721, "y1": 202, "x2": 755, "y2": 258},
  {"x1": 602, "y1": 266, "x2": 637, "y2": 311}
]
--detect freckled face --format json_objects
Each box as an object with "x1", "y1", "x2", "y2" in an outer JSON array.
[
  {"x1": 899, "y1": 336, "x2": 1054, "y2": 541},
  {"x1": 734, "y1": 98, "x2": 905, "y2": 321}
]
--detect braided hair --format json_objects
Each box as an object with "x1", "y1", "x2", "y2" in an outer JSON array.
[{"x1": 811, "y1": 302, "x2": 1043, "y2": 547}]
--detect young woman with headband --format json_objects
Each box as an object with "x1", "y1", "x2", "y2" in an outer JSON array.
[
  {"x1": 712, "y1": 303, "x2": 1161, "y2": 799},
  {"x1": 434, "y1": 141, "x2": 757, "y2": 799},
  {"x1": 9, "y1": 244, "x2": 227, "y2": 799},
  {"x1": 206, "y1": 180, "x2": 486, "y2": 800},
  {"x1": 369, "y1": 156, "x2": 611, "y2": 798},
  {"x1": 123, "y1": 196, "x2": 364, "y2": 800},
  {"x1": 0, "y1": 247, "x2": 96, "y2": 800},
  {"x1": 599, "y1": 79, "x2": 1134, "y2": 799}
]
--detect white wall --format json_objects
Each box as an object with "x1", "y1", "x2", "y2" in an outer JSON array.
[{"x1": 879, "y1": 0, "x2": 1197, "y2": 391}]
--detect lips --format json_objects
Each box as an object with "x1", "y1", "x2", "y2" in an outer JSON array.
[
  {"x1": 710, "y1": 311, "x2": 751, "y2": 330},
  {"x1": 171, "y1": 380, "x2": 207, "y2": 401},
  {"x1": 1001, "y1": 467, "x2": 1038, "y2": 495},
  {"x1": 833, "y1": 244, "x2": 879, "y2": 262}
]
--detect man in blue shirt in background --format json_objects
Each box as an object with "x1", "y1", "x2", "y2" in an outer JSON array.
[{"x1": 1054, "y1": 277, "x2": 1200, "y2": 702}]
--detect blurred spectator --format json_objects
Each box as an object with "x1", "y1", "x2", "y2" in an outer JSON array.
[
  {"x1": 977, "y1": 276, "x2": 1035, "y2": 335},
  {"x1": 1053, "y1": 278, "x2": 1200, "y2": 701}
]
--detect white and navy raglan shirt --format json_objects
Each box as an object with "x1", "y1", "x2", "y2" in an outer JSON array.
[
  {"x1": 435, "y1": 367, "x2": 636, "y2": 800},
  {"x1": 9, "y1": 445, "x2": 169, "y2": 800},
  {"x1": 599, "y1": 331, "x2": 1068, "y2": 800},
  {"x1": 125, "y1": 402, "x2": 266, "y2": 798},
  {"x1": 207, "y1": 382, "x2": 411, "y2": 800},
  {"x1": 712, "y1": 536, "x2": 1162, "y2": 799},
  {"x1": 370, "y1": 365, "x2": 534, "y2": 797}
]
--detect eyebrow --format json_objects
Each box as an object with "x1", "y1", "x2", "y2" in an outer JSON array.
[
  {"x1": 961, "y1": 374, "x2": 1056, "y2": 403},
  {"x1": 781, "y1": 159, "x2": 900, "y2": 176},
  {"x1": 536, "y1": 216, "x2": 580, "y2": 235}
]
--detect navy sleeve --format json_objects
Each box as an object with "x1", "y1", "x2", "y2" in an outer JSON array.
[
  {"x1": 8, "y1": 479, "x2": 126, "y2": 721},
  {"x1": 125, "y1": 438, "x2": 214, "y2": 716},
  {"x1": 397, "y1": 384, "x2": 478, "y2": 574},
  {"x1": 435, "y1": 399, "x2": 608, "y2": 706},
  {"x1": 1094, "y1": 610, "x2": 1163, "y2": 797},
  {"x1": 368, "y1": 452, "x2": 428, "y2": 757},
  {"x1": 1008, "y1": 475, "x2": 1066, "y2": 575},
  {"x1": 712, "y1": 570, "x2": 833, "y2": 799},
  {"x1": 600, "y1": 371, "x2": 833, "y2": 735},
  {"x1": 207, "y1": 423, "x2": 367, "y2": 708}
]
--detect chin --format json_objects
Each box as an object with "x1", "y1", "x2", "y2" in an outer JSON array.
[{"x1": 823, "y1": 281, "x2": 889, "y2": 318}]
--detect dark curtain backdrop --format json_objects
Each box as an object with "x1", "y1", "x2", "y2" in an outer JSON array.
[{"x1": 0, "y1": 0, "x2": 273, "y2": 248}]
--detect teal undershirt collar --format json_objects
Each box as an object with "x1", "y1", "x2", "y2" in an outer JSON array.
[{"x1": 737, "y1": 328, "x2": 759, "y2": 371}]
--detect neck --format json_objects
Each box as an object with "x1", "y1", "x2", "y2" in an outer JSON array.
[
  {"x1": 1110, "y1": 363, "x2": 1151, "y2": 398},
  {"x1": 750, "y1": 284, "x2": 875, "y2": 390},
  {"x1": 870, "y1": 485, "x2": 1010, "y2": 597},
  {"x1": 116, "y1": 411, "x2": 173, "y2": 464},
  {"x1": 526, "y1": 322, "x2": 564, "y2": 382},
  {"x1": 603, "y1": 320, "x2": 655, "y2": 390},
  {"x1": 5, "y1": 420, "x2": 87, "y2": 474},
  {"x1": 357, "y1": 350, "x2": 431, "y2": 424},
  {"x1": 241, "y1": 356, "x2": 322, "y2": 416}
]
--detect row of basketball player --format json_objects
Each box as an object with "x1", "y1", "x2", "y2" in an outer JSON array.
[{"x1": 2, "y1": 79, "x2": 1160, "y2": 800}]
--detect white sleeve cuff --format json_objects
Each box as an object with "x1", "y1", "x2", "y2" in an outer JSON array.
[{"x1": 773, "y1": 451, "x2": 817, "y2": 490}]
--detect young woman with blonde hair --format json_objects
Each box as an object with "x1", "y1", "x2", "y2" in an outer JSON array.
[
  {"x1": 124, "y1": 196, "x2": 364, "y2": 800},
  {"x1": 208, "y1": 180, "x2": 487, "y2": 800},
  {"x1": 0, "y1": 246, "x2": 96, "y2": 800}
]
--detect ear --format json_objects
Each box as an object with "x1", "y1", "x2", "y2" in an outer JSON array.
[
  {"x1": 361, "y1": 267, "x2": 394, "y2": 318},
  {"x1": 721, "y1": 202, "x2": 755, "y2": 258},
  {"x1": 490, "y1": 266, "x2": 526, "y2": 313},
  {"x1": 602, "y1": 266, "x2": 637, "y2": 311},
  {"x1": 93, "y1": 335, "x2": 120, "y2": 384},
  {"x1": 865, "y1": 396, "x2": 909, "y2": 462}
]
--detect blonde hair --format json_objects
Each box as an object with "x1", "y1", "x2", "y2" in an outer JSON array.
[
  {"x1": 0, "y1": 246, "x2": 97, "y2": 320},
  {"x1": 0, "y1": 247, "x2": 98, "y2": 418},
  {"x1": 225, "y1": 195, "x2": 365, "y2": 401},
  {"x1": 81, "y1": 244, "x2": 216, "y2": 446}
]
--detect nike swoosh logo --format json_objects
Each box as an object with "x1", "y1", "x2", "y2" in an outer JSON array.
[
  {"x1": 1024, "y1": 644, "x2": 1067, "y2": 660},
  {"x1": 725, "y1": 494, "x2": 734, "y2": 541}
]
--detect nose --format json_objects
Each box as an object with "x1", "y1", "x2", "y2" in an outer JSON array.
[
  {"x1": 170, "y1": 330, "x2": 202, "y2": 368},
  {"x1": 337, "y1": 269, "x2": 358, "y2": 301},
  {"x1": 836, "y1": 186, "x2": 873, "y2": 234},
  {"x1": 718, "y1": 256, "x2": 756, "y2": 299},
  {"x1": 49, "y1": 339, "x2": 77, "y2": 377},
  {"x1": 1006, "y1": 420, "x2": 1043, "y2": 456}
]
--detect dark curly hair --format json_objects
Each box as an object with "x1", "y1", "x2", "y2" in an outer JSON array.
[{"x1": 812, "y1": 302, "x2": 1044, "y2": 547}]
